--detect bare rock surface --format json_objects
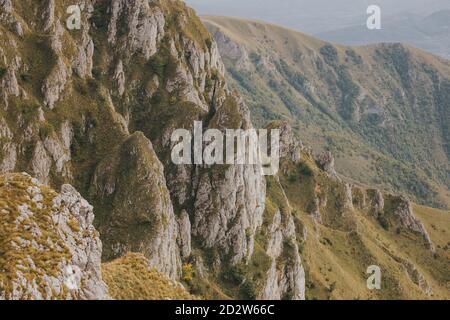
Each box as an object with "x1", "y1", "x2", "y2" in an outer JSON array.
[
  {"x1": 92, "y1": 132, "x2": 181, "y2": 279},
  {"x1": 0, "y1": 173, "x2": 109, "y2": 300}
]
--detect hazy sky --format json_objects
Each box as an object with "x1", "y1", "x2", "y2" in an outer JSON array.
[{"x1": 185, "y1": 0, "x2": 450, "y2": 34}]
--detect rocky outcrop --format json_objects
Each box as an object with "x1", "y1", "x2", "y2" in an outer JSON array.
[
  {"x1": 0, "y1": 117, "x2": 16, "y2": 172},
  {"x1": 166, "y1": 62, "x2": 209, "y2": 111},
  {"x1": 28, "y1": 122, "x2": 73, "y2": 185},
  {"x1": 192, "y1": 96, "x2": 266, "y2": 265},
  {"x1": 193, "y1": 161, "x2": 266, "y2": 265},
  {"x1": 402, "y1": 260, "x2": 433, "y2": 296},
  {"x1": 0, "y1": 141, "x2": 16, "y2": 172},
  {"x1": 113, "y1": 60, "x2": 126, "y2": 96},
  {"x1": 92, "y1": 132, "x2": 181, "y2": 279},
  {"x1": 310, "y1": 197, "x2": 323, "y2": 223},
  {"x1": 267, "y1": 121, "x2": 301, "y2": 164},
  {"x1": 210, "y1": 28, "x2": 251, "y2": 71},
  {"x1": 177, "y1": 210, "x2": 192, "y2": 260},
  {"x1": 30, "y1": 140, "x2": 52, "y2": 185},
  {"x1": 42, "y1": 0, "x2": 55, "y2": 32},
  {"x1": 317, "y1": 151, "x2": 337, "y2": 178},
  {"x1": 0, "y1": 55, "x2": 21, "y2": 105},
  {"x1": 0, "y1": 173, "x2": 109, "y2": 300},
  {"x1": 368, "y1": 189, "x2": 385, "y2": 214},
  {"x1": 0, "y1": 0, "x2": 23, "y2": 37},
  {"x1": 43, "y1": 131, "x2": 72, "y2": 179},
  {"x1": 343, "y1": 183, "x2": 354, "y2": 210},
  {"x1": 72, "y1": 5, "x2": 94, "y2": 79},
  {"x1": 42, "y1": 58, "x2": 69, "y2": 109},
  {"x1": 261, "y1": 209, "x2": 306, "y2": 300},
  {"x1": 2, "y1": 0, "x2": 267, "y2": 282},
  {"x1": 107, "y1": 0, "x2": 165, "y2": 60},
  {"x1": 392, "y1": 196, "x2": 434, "y2": 251},
  {"x1": 0, "y1": 0, "x2": 12, "y2": 12}
]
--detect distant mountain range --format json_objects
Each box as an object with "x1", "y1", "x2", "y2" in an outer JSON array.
[
  {"x1": 186, "y1": 0, "x2": 450, "y2": 58},
  {"x1": 319, "y1": 10, "x2": 450, "y2": 59},
  {"x1": 186, "y1": 0, "x2": 450, "y2": 31}
]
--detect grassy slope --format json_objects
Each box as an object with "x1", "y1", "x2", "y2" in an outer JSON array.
[
  {"x1": 202, "y1": 16, "x2": 450, "y2": 209},
  {"x1": 102, "y1": 253, "x2": 196, "y2": 300},
  {"x1": 186, "y1": 145, "x2": 450, "y2": 300},
  {"x1": 278, "y1": 152, "x2": 450, "y2": 300}
]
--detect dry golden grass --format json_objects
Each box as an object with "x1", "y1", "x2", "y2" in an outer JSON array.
[
  {"x1": 295, "y1": 204, "x2": 450, "y2": 300},
  {"x1": 273, "y1": 151, "x2": 450, "y2": 300},
  {"x1": 0, "y1": 173, "x2": 72, "y2": 299},
  {"x1": 101, "y1": 253, "x2": 197, "y2": 300}
]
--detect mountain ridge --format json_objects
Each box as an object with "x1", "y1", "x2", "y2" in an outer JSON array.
[
  {"x1": 203, "y1": 15, "x2": 450, "y2": 210},
  {"x1": 0, "y1": 0, "x2": 448, "y2": 300},
  {"x1": 318, "y1": 9, "x2": 450, "y2": 59}
]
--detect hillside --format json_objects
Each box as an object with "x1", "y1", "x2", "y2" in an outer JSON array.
[
  {"x1": 265, "y1": 124, "x2": 450, "y2": 299},
  {"x1": 0, "y1": 0, "x2": 448, "y2": 300},
  {"x1": 203, "y1": 16, "x2": 450, "y2": 209}
]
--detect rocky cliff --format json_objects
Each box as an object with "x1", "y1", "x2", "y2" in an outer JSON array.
[
  {"x1": 0, "y1": 0, "x2": 448, "y2": 300},
  {"x1": 0, "y1": 173, "x2": 109, "y2": 299},
  {"x1": 0, "y1": 173, "x2": 194, "y2": 300},
  {"x1": 0, "y1": 0, "x2": 271, "y2": 297}
]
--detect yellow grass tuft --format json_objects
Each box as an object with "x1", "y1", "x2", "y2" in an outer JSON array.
[{"x1": 102, "y1": 253, "x2": 197, "y2": 300}]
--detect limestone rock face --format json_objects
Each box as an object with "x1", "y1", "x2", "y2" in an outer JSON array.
[
  {"x1": 0, "y1": 0, "x2": 23, "y2": 37},
  {"x1": 166, "y1": 62, "x2": 208, "y2": 111},
  {"x1": 92, "y1": 132, "x2": 181, "y2": 279},
  {"x1": 107, "y1": 0, "x2": 165, "y2": 60},
  {"x1": 261, "y1": 209, "x2": 306, "y2": 300},
  {"x1": 0, "y1": 173, "x2": 109, "y2": 300},
  {"x1": 30, "y1": 140, "x2": 52, "y2": 185},
  {"x1": 0, "y1": 117, "x2": 16, "y2": 172},
  {"x1": 0, "y1": 141, "x2": 16, "y2": 172},
  {"x1": 52, "y1": 184, "x2": 109, "y2": 299},
  {"x1": 43, "y1": 131, "x2": 72, "y2": 179},
  {"x1": 0, "y1": 54, "x2": 22, "y2": 106},
  {"x1": 392, "y1": 196, "x2": 434, "y2": 251},
  {"x1": 318, "y1": 151, "x2": 337, "y2": 177},
  {"x1": 211, "y1": 28, "x2": 251, "y2": 71},
  {"x1": 1, "y1": 0, "x2": 267, "y2": 282},
  {"x1": 367, "y1": 189, "x2": 385, "y2": 214},
  {"x1": 72, "y1": 7, "x2": 94, "y2": 79},
  {"x1": 343, "y1": 183, "x2": 354, "y2": 210},
  {"x1": 42, "y1": 58, "x2": 69, "y2": 109},
  {"x1": 177, "y1": 210, "x2": 192, "y2": 259},
  {"x1": 268, "y1": 121, "x2": 302, "y2": 164},
  {"x1": 192, "y1": 96, "x2": 266, "y2": 265},
  {"x1": 42, "y1": 0, "x2": 55, "y2": 32},
  {"x1": 28, "y1": 122, "x2": 73, "y2": 185},
  {"x1": 113, "y1": 60, "x2": 126, "y2": 96},
  {"x1": 1, "y1": 64, "x2": 19, "y2": 99},
  {"x1": 193, "y1": 162, "x2": 266, "y2": 264},
  {"x1": 0, "y1": 0, "x2": 12, "y2": 12}
]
